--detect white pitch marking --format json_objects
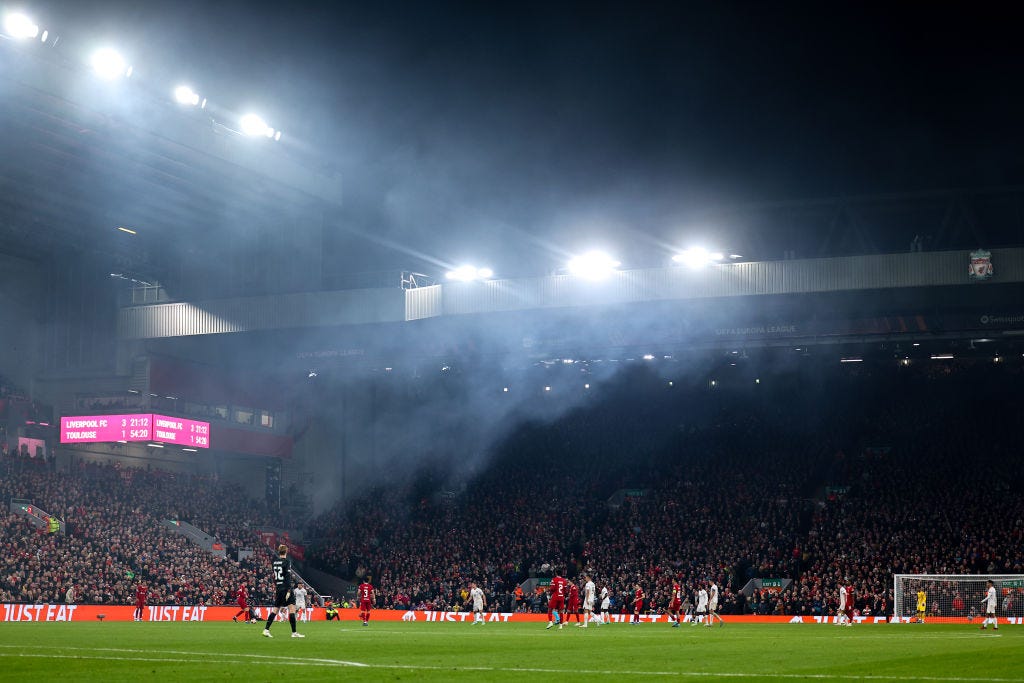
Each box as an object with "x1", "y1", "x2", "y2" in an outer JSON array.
[
  {"x1": 0, "y1": 645, "x2": 367, "y2": 668},
  {"x1": 0, "y1": 644, "x2": 1018, "y2": 681}
]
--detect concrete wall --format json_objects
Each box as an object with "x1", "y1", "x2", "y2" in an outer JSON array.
[{"x1": 0, "y1": 253, "x2": 42, "y2": 391}]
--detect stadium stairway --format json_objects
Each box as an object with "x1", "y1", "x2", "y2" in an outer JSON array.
[
  {"x1": 162, "y1": 519, "x2": 227, "y2": 557},
  {"x1": 301, "y1": 565, "x2": 355, "y2": 605},
  {"x1": 9, "y1": 497, "x2": 64, "y2": 534}
]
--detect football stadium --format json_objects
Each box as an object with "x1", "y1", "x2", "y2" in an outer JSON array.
[{"x1": 1, "y1": 2, "x2": 1022, "y2": 681}]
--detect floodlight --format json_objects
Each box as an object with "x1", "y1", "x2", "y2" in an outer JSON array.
[
  {"x1": 240, "y1": 113, "x2": 271, "y2": 136},
  {"x1": 672, "y1": 247, "x2": 725, "y2": 270},
  {"x1": 3, "y1": 12, "x2": 39, "y2": 39},
  {"x1": 174, "y1": 85, "x2": 200, "y2": 106},
  {"x1": 91, "y1": 48, "x2": 130, "y2": 79},
  {"x1": 445, "y1": 265, "x2": 494, "y2": 282},
  {"x1": 642, "y1": 354, "x2": 654, "y2": 360},
  {"x1": 567, "y1": 250, "x2": 620, "y2": 280}
]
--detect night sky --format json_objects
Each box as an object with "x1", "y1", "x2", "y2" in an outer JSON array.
[{"x1": 21, "y1": 0, "x2": 1024, "y2": 271}]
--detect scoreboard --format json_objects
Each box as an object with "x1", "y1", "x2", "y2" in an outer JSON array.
[{"x1": 60, "y1": 413, "x2": 211, "y2": 448}]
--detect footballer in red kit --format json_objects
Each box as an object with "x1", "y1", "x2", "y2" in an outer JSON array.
[
  {"x1": 133, "y1": 582, "x2": 148, "y2": 622},
  {"x1": 358, "y1": 576, "x2": 375, "y2": 626},
  {"x1": 232, "y1": 584, "x2": 249, "y2": 622},
  {"x1": 568, "y1": 581, "x2": 581, "y2": 624},
  {"x1": 632, "y1": 583, "x2": 645, "y2": 624},
  {"x1": 547, "y1": 573, "x2": 566, "y2": 629},
  {"x1": 668, "y1": 581, "x2": 683, "y2": 626}
]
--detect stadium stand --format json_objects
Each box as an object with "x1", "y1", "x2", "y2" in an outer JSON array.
[
  {"x1": 2, "y1": 360, "x2": 1022, "y2": 618},
  {"x1": 304, "y1": 360, "x2": 1024, "y2": 618},
  {"x1": 0, "y1": 457, "x2": 281, "y2": 606}
]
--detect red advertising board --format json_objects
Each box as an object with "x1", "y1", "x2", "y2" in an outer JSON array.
[{"x1": 2, "y1": 605, "x2": 1021, "y2": 625}]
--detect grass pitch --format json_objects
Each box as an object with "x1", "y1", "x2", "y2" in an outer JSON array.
[{"x1": 0, "y1": 620, "x2": 1019, "y2": 681}]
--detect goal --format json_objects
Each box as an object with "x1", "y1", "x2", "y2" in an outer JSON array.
[{"x1": 893, "y1": 574, "x2": 1024, "y2": 622}]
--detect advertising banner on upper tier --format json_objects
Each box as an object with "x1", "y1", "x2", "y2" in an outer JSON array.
[{"x1": 1, "y1": 605, "x2": 1022, "y2": 625}]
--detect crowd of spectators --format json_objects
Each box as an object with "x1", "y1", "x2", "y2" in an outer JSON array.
[
  {"x1": 0, "y1": 457, "x2": 283, "y2": 606},
  {"x1": 2, "y1": 360, "x2": 1022, "y2": 618},
  {"x1": 306, "y1": 361, "x2": 1024, "y2": 618}
]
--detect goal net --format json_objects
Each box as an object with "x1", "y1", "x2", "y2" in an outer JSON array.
[{"x1": 893, "y1": 574, "x2": 1024, "y2": 622}]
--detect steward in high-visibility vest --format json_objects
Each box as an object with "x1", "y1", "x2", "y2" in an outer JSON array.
[{"x1": 48, "y1": 517, "x2": 60, "y2": 534}]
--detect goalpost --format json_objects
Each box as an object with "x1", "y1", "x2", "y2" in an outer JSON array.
[{"x1": 893, "y1": 574, "x2": 1024, "y2": 622}]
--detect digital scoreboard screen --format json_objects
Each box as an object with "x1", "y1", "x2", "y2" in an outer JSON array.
[{"x1": 60, "y1": 413, "x2": 211, "y2": 448}]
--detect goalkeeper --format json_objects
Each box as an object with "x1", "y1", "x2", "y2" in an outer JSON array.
[
  {"x1": 263, "y1": 544, "x2": 305, "y2": 638},
  {"x1": 916, "y1": 587, "x2": 927, "y2": 623}
]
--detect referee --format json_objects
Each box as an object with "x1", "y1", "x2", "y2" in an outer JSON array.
[{"x1": 263, "y1": 544, "x2": 305, "y2": 638}]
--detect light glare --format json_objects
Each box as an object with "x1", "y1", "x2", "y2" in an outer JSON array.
[
  {"x1": 672, "y1": 247, "x2": 727, "y2": 270},
  {"x1": 174, "y1": 85, "x2": 200, "y2": 106},
  {"x1": 91, "y1": 48, "x2": 129, "y2": 79},
  {"x1": 3, "y1": 12, "x2": 39, "y2": 39},
  {"x1": 567, "y1": 250, "x2": 620, "y2": 280},
  {"x1": 445, "y1": 265, "x2": 494, "y2": 282},
  {"x1": 240, "y1": 113, "x2": 270, "y2": 136}
]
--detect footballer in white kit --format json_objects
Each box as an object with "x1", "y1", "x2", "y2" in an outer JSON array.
[
  {"x1": 293, "y1": 585, "x2": 308, "y2": 619},
  {"x1": 694, "y1": 586, "x2": 709, "y2": 625},
  {"x1": 599, "y1": 586, "x2": 610, "y2": 624},
  {"x1": 836, "y1": 585, "x2": 850, "y2": 625},
  {"x1": 582, "y1": 576, "x2": 596, "y2": 627},
  {"x1": 470, "y1": 583, "x2": 486, "y2": 624},
  {"x1": 707, "y1": 580, "x2": 724, "y2": 626},
  {"x1": 979, "y1": 580, "x2": 998, "y2": 630}
]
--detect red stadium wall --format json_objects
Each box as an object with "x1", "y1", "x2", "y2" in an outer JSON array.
[{"x1": 2, "y1": 605, "x2": 1021, "y2": 625}]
